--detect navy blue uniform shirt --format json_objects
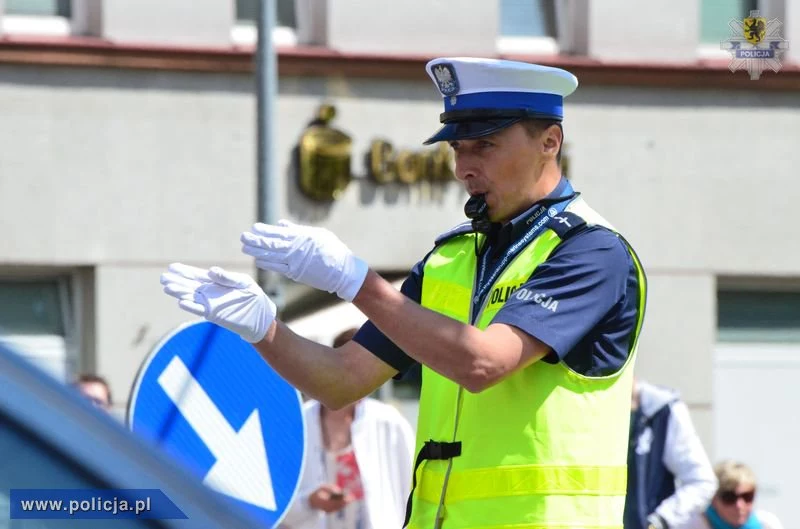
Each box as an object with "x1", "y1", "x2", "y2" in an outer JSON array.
[{"x1": 353, "y1": 179, "x2": 641, "y2": 378}]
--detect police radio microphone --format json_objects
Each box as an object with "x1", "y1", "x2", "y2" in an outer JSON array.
[{"x1": 464, "y1": 194, "x2": 492, "y2": 234}]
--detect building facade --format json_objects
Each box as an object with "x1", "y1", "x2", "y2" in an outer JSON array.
[{"x1": 0, "y1": 0, "x2": 798, "y2": 523}]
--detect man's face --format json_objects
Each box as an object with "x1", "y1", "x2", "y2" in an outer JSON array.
[
  {"x1": 712, "y1": 483, "x2": 756, "y2": 526},
  {"x1": 449, "y1": 123, "x2": 558, "y2": 222},
  {"x1": 78, "y1": 382, "x2": 111, "y2": 410}
]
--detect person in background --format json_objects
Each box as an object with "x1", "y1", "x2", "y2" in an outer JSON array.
[
  {"x1": 74, "y1": 373, "x2": 112, "y2": 412},
  {"x1": 625, "y1": 379, "x2": 717, "y2": 529},
  {"x1": 279, "y1": 328, "x2": 415, "y2": 529},
  {"x1": 684, "y1": 460, "x2": 783, "y2": 529}
]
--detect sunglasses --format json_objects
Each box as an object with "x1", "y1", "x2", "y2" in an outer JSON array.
[{"x1": 719, "y1": 490, "x2": 755, "y2": 505}]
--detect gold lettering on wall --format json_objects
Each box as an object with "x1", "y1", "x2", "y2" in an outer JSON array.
[
  {"x1": 366, "y1": 141, "x2": 453, "y2": 185},
  {"x1": 296, "y1": 105, "x2": 455, "y2": 201},
  {"x1": 297, "y1": 105, "x2": 353, "y2": 201}
]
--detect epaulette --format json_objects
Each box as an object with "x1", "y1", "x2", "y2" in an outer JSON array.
[
  {"x1": 434, "y1": 220, "x2": 474, "y2": 246},
  {"x1": 547, "y1": 211, "x2": 587, "y2": 240}
]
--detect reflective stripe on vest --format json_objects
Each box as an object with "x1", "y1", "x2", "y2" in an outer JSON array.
[{"x1": 410, "y1": 202, "x2": 647, "y2": 529}]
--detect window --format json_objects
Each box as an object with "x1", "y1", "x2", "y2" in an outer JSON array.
[
  {"x1": 500, "y1": 0, "x2": 556, "y2": 38},
  {"x1": 2, "y1": 0, "x2": 72, "y2": 36},
  {"x1": 715, "y1": 288, "x2": 800, "y2": 520},
  {"x1": 0, "y1": 280, "x2": 66, "y2": 336},
  {"x1": 498, "y1": 0, "x2": 558, "y2": 54},
  {"x1": 5, "y1": 0, "x2": 70, "y2": 16},
  {"x1": 235, "y1": 0, "x2": 296, "y2": 27},
  {"x1": 700, "y1": 0, "x2": 758, "y2": 43},
  {"x1": 0, "y1": 415, "x2": 159, "y2": 528},
  {"x1": 232, "y1": 0, "x2": 297, "y2": 46},
  {"x1": 0, "y1": 278, "x2": 75, "y2": 382},
  {"x1": 718, "y1": 290, "x2": 800, "y2": 342}
]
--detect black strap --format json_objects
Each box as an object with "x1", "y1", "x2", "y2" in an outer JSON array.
[
  {"x1": 402, "y1": 440, "x2": 462, "y2": 527},
  {"x1": 439, "y1": 108, "x2": 563, "y2": 123}
]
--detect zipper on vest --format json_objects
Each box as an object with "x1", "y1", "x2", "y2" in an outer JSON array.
[
  {"x1": 470, "y1": 237, "x2": 483, "y2": 325},
  {"x1": 474, "y1": 286, "x2": 494, "y2": 324},
  {"x1": 432, "y1": 386, "x2": 464, "y2": 529},
  {"x1": 432, "y1": 261, "x2": 477, "y2": 528}
]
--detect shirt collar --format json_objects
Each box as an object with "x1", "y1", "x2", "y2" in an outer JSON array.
[{"x1": 491, "y1": 177, "x2": 573, "y2": 254}]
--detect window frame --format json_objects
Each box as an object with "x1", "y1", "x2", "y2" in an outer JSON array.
[
  {"x1": 231, "y1": 0, "x2": 297, "y2": 47},
  {"x1": 496, "y1": 0, "x2": 560, "y2": 55},
  {"x1": 696, "y1": 0, "x2": 762, "y2": 59},
  {"x1": 1, "y1": 0, "x2": 82, "y2": 36},
  {"x1": 0, "y1": 268, "x2": 83, "y2": 382}
]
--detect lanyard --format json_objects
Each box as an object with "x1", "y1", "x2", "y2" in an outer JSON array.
[{"x1": 472, "y1": 182, "x2": 575, "y2": 320}]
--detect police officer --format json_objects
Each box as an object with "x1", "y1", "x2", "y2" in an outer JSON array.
[{"x1": 161, "y1": 57, "x2": 648, "y2": 528}]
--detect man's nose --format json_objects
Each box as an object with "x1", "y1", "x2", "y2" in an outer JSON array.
[
  {"x1": 455, "y1": 168, "x2": 474, "y2": 182},
  {"x1": 454, "y1": 158, "x2": 477, "y2": 182}
]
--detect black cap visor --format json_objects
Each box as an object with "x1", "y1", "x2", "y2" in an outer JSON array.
[
  {"x1": 423, "y1": 117, "x2": 523, "y2": 145},
  {"x1": 423, "y1": 108, "x2": 562, "y2": 145}
]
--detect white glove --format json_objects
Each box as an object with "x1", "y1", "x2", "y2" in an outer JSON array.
[
  {"x1": 160, "y1": 263, "x2": 276, "y2": 343},
  {"x1": 240, "y1": 220, "x2": 369, "y2": 302}
]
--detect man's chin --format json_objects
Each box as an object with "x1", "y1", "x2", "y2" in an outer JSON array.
[{"x1": 488, "y1": 204, "x2": 511, "y2": 224}]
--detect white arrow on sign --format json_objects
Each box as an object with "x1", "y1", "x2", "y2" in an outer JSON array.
[{"x1": 157, "y1": 356, "x2": 277, "y2": 511}]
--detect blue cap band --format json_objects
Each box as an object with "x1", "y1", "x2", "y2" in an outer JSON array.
[{"x1": 444, "y1": 91, "x2": 563, "y2": 119}]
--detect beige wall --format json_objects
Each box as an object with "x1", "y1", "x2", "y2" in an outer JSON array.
[
  {"x1": 89, "y1": 0, "x2": 234, "y2": 45},
  {"x1": 321, "y1": 0, "x2": 497, "y2": 54},
  {"x1": 568, "y1": 87, "x2": 799, "y2": 275},
  {"x1": 0, "y1": 67, "x2": 255, "y2": 265}
]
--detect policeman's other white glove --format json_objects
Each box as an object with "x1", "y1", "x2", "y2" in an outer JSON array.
[
  {"x1": 240, "y1": 220, "x2": 369, "y2": 302},
  {"x1": 160, "y1": 263, "x2": 276, "y2": 343}
]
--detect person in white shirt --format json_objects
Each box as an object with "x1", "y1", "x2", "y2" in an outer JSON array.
[
  {"x1": 625, "y1": 380, "x2": 717, "y2": 529},
  {"x1": 279, "y1": 329, "x2": 415, "y2": 529},
  {"x1": 683, "y1": 460, "x2": 783, "y2": 529}
]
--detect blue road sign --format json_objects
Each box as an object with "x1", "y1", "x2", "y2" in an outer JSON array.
[{"x1": 127, "y1": 321, "x2": 306, "y2": 529}]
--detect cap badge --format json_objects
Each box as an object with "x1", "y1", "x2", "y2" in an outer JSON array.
[{"x1": 432, "y1": 63, "x2": 459, "y2": 96}]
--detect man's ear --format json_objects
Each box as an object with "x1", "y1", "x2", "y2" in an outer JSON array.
[{"x1": 541, "y1": 125, "x2": 562, "y2": 158}]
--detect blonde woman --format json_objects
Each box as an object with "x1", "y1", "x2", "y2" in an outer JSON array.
[{"x1": 685, "y1": 460, "x2": 783, "y2": 529}]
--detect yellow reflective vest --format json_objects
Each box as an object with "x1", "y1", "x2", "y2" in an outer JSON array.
[{"x1": 407, "y1": 198, "x2": 647, "y2": 529}]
